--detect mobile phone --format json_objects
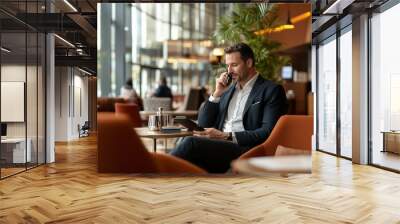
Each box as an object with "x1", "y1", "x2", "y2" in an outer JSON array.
[
  {"x1": 224, "y1": 72, "x2": 233, "y2": 86},
  {"x1": 174, "y1": 117, "x2": 204, "y2": 131}
]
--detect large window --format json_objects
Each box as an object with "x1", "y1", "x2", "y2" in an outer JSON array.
[
  {"x1": 371, "y1": 2, "x2": 400, "y2": 171},
  {"x1": 316, "y1": 24, "x2": 353, "y2": 159},
  {"x1": 339, "y1": 27, "x2": 352, "y2": 158},
  {"x1": 317, "y1": 36, "x2": 337, "y2": 154},
  {"x1": 98, "y1": 3, "x2": 223, "y2": 98}
]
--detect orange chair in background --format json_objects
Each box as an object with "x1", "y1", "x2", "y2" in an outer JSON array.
[
  {"x1": 97, "y1": 112, "x2": 206, "y2": 174},
  {"x1": 115, "y1": 103, "x2": 142, "y2": 127},
  {"x1": 238, "y1": 115, "x2": 313, "y2": 160},
  {"x1": 97, "y1": 97, "x2": 126, "y2": 112}
]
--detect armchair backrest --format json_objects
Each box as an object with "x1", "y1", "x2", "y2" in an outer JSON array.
[
  {"x1": 143, "y1": 97, "x2": 172, "y2": 111},
  {"x1": 97, "y1": 112, "x2": 157, "y2": 173},
  {"x1": 115, "y1": 103, "x2": 142, "y2": 127},
  {"x1": 181, "y1": 87, "x2": 209, "y2": 111},
  {"x1": 262, "y1": 115, "x2": 313, "y2": 155},
  {"x1": 81, "y1": 121, "x2": 90, "y2": 130}
]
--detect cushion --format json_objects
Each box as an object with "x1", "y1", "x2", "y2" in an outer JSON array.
[{"x1": 275, "y1": 145, "x2": 311, "y2": 157}]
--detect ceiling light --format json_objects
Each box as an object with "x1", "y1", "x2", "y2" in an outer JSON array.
[
  {"x1": 284, "y1": 8, "x2": 295, "y2": 30},
  {"x1": 254, "y1": 7, "x2": 295, "y2": 35},
  {"x1": 78, "y1": 67, "x2": 93, "y2": 76},
  {"x1": 1, "y1": 47, "x2": 11, "y2": 53},
  {"x1": 63, "y1": 0, "x2": 78, "y2": 12},
  {"x1": 322, "y1": 0, "x2": 355, "y2": 15},
  {"x1": 212, "y1": 48, "x2": 224, "y2": 57},
  {"x1": 254, "y1": 23, "x2": 294, "y2": 35},
  {"x1": 54, "y1": 34, "x2": 75, "y2": 48},
  {"x1": 290, "y1": 12, "x2": 311, "y2": 24},
  {"x1": 254, "y1": 10, "x2": 296, "y2": 35}
]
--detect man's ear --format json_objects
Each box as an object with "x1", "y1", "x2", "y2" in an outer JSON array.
[{"x1": 246, "y1": 58, "x2": 253, "y2": 68}]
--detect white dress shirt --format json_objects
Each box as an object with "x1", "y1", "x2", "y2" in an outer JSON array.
[{"x1": 209, "y1": 74, "x2": 259, "y2": 142}]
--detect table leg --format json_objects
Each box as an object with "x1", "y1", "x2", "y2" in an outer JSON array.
[{"x1": 153, "y1": 139, "x2": 157, "y2": 153}]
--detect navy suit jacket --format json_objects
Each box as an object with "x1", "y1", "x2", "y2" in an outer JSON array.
[{"x1": 198, "y1": 76, "x2": 288, "y2": 149}]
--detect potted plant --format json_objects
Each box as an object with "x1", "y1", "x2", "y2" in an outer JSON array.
[{"x1": 213, "y1": 3, "x2": 290, "y2": 82}]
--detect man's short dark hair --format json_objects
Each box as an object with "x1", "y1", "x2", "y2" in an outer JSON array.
[{"x1": 224, "y1": 43, "x2": 255, "y2": 67}]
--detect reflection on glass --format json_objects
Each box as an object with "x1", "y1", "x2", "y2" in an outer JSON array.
[
  {"x1": 371, "y1": 3, "x2": 400, "y2": 171},
  {"x1": 340, "y1": 29, "x2": 352, "y2": 158},
  {"x1": 317, "y1": 37, "x2": 337, "y2": 154}
]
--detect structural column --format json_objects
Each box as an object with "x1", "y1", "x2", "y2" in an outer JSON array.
[
  {"x1": 46, "y1": 32, "x2": 55, "y2": 163},
  {"x1": 352, "y1": 14, "x2": 369, "y2": 164},
  {"x1": 99, "y1": 4, "x2": 112, "y2": 97}
]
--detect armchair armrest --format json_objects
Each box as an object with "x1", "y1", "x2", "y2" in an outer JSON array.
[{"x1": 238, "y1": 142, "x2": 277, "y2": 160}]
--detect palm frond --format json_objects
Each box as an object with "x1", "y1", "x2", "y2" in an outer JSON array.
[{"x1": 213, "y1": 3, "x2": 290, "y2": 82}]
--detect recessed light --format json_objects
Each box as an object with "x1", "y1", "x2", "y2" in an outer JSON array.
[
  {"x1": 1, "y1": 47, "x2": 11, "y2": 53},
  {"x1": 54, "y1": 34, "x2": 75, "y2": 48},
  {"x1": 63, "y1": 0, "x2": 78, "y2": 12}
]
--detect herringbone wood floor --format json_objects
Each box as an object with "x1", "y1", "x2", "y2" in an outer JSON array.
[{"x1": 1, "y1": 135, "x2": 400, "y2": 223}]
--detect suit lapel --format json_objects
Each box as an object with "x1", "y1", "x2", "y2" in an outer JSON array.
[
  {"x1": 243, "y1": 76, "x2": 263, "y2": 116},
  {"x1": 218, "y1": 84, "x2": 236, "y2": 129}
]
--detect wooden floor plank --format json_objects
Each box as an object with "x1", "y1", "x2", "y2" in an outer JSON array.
[{"x1": 0, "y1": 135, "x2": 400, "y2": 223}]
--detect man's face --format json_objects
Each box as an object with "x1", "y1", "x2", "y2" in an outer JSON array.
[{"x1": 225, "y1": 52, "x2": 252, "y2": 83}]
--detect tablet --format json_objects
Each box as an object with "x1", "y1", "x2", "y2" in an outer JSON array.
[{"x1": 174, "y1": 117, "x2": 204, "y2": 131}]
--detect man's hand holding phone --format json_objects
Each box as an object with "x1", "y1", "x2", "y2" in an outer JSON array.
[{"x1": 213, "y1": 72, "x2": 233, "y2": 98}]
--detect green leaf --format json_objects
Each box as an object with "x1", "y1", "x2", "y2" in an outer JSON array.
[{"x1": 213, "y1": 4, "x2": 289, "y2": 82}]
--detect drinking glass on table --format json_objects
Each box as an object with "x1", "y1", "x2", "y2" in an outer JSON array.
[{"x1": 148, "y1": 115, "x2": 160, "y2": 131}]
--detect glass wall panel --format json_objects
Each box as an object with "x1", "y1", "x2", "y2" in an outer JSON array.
[
  {"x1": 317, "y1": 36, "x2": 337, "y2": 154},
  {"x1": 0, "y1": 1, "x2": 46, "y2": 179},
  {"x1": 171, "y1": 4, "x2": 183, "y2": 40},
  {"x1": 371, "y1": 3, "x2": 400, "y2": 171},
  {"x1": 37, "y1": 33, "x2": 45, "y2": 165},
  {"x1": 27, "y1": 31, "x2": 38, "y2": 169},
  {"x1": 155, "y1": 4, "x2": 170, "y2": 42},
  {"x1": 339, "y1": 28, "x2": 352, "y2": 158},
  {"x1": 1, "y1": 31, "x2": 28, "y2": 177}
]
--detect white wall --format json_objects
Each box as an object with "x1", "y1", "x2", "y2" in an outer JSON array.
[
  {"x1": 1, "y1": 63, "x2": 46, "y2": 164},
  {"x1": 55, "y1": 67, "x2": 69, "y2": 141},
  {"x1": 1, "y1": 65, "x2": 36, "y2": 137},
  {"x1": 54, "y1": 67, "x2": 89, "y2": 141}
]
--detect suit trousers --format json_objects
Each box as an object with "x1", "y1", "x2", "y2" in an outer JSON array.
[{"x1": 170, "y1": 136, "x2": 248, "y2": 173}]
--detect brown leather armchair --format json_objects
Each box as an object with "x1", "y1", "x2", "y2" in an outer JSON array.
[
  {"x1": 115, "y1": 103, "x2": 142, "y2": 127},
  {"x1": 97, "y1": 112, "x2": 206, "y2": 174},
  {"x1": 238, "y1": 115, "x2": 313, "y2": 160}
]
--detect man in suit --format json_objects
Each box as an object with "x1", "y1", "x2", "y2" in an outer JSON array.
[{"x1": 170, "y1": 43, "x2": 288, "y2": 173}]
